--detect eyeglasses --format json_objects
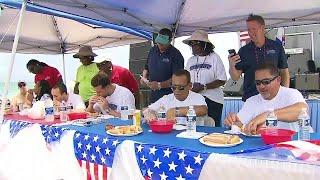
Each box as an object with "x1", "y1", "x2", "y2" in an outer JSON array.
[
  {"x1": 255, "y1": 76, "x2": 278, "y2": 86},
  {"x1": 171, "y1": 85, "x2": 188, "y2": 91},
  {"x1": 188, "y1": 41, "x2": 201, "y2": 46}
]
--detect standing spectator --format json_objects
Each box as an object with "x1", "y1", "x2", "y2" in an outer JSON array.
[
  {"x1": 97, "y1": 56, "x2": 139, "y2": 94},
  {"x1": 184, "y1": 30, "x2": 227, "y2": 126},
  {"x1": 73, "y1": 46, "x2": 100, "y2": 106},
  {"x1": 228, "y1": 14, "x2": 289, "y2": 101},
  {"x1": 26, "y1": 59, "x2": 63, "y2": 88},
  {"x1": 140, "y1": 28, "x2": 184, "y2": 103}
]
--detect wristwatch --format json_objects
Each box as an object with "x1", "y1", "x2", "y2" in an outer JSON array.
[{"x1": 203, "y1": 84, "x2": 207, "y2": 91}]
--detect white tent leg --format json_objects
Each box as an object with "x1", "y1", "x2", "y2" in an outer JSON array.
[
  {"x1": 0, "y1": 1, "x2": 27, "y2": 124},
  {"x1": 62, "y1": 53, "x2": 66, "y2": 83}
]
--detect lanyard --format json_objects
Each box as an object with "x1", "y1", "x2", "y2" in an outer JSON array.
[{"x1": 195, "y1": 55, "x2": 208, "y2": 82}]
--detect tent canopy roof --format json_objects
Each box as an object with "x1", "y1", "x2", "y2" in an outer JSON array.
[{"x1": 2, "y1": 0, "x2": 320, "y2": 37}]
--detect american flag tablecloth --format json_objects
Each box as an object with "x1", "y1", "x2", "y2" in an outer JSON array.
[{"x1": 73, "y1": 131, "x2": 123, "y2": 180}]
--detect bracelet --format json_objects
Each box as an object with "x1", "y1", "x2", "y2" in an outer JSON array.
[{"x1": 158, "y1": 82, "x2": 161, "y2": 90}]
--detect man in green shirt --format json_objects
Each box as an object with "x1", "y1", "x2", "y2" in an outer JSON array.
[{"x1": 73, "y1": 46, "x2": 100, "y2": 106}]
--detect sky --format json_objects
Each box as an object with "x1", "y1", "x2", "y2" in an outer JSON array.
[{"x1": 0, "y1": 32, "x2": 240, "y2": 84}]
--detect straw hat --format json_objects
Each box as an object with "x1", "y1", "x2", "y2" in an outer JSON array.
[
  {"x1": 182, "y1": 30, "x2": 214, "y2": 47},
  {"x1": 73, "y1": 46, "x2": 97, "y2": 58}
]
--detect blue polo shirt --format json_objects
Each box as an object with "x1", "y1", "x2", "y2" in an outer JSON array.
[
  {"x1": 236, "y1": 38, "x2": 288, "y2": 101},
  {"x1": 145, "y1": 45, "x2": 184, "y2": 103}
]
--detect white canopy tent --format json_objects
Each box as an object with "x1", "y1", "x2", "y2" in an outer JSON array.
[
  {"x1": 0, "y1": 6, "x2": 147, "y2": 54},
  {"x1": 5, "y1": 0, "x2": 320, "y2": 37}
]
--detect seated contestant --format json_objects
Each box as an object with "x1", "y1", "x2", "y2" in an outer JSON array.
[
  {"x1": 87, "y1": 73, "x2": 135, "y2": 117},
  {"x1": 224, "y1": 62, "x2": 308, "y2": 134},
  {"x1": 51, "y1": 83, "x2": 85, "y2": 111},
  {"x1": 11, "y1": 81, "x2": 32, "y2": 110},
  {"x1": 143, "y1": 70, "x2": 210, "y2": 125},
  {"x1": 26, "y1": 80, "x2": 53, "y2": 104}
]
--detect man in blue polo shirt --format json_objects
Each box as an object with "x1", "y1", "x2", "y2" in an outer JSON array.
[
  {"x1": 229, "y1": 14, "x2": 290, "y2": 101},
  {"x1": 140, "y1": 28, "x2": 184, "y2": 103}
]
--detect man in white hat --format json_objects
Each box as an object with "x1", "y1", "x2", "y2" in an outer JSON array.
[
  {"x1": 73, "y1": 46, "x2": 100, "y2": 106},
  {"x1": 184, "y1": 30, "x2": 227, "y2": 127},
  {"x1": 140, "y1": 28, "x2": 184, "y2": 104}
]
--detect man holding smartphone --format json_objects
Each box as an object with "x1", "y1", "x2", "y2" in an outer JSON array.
[{"x1": 228, "y1": 14, "x2": 290, "y2": 101}]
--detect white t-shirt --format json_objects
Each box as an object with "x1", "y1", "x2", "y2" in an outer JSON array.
[
  {"x1": 67, "y1": 93, "x2": 86, "y2": 110},
  {"x1": 237, "y1": 86, "x2": 306, "y2": 131},
  {"x1": 107, "y1": 84, "x2": 135, "y2": 111},
  {"x1": 185, "y1": 52, "x2": 227, "y2": 104},
  {"x1": 148, "y1": 91, "x2": 207, "y2": 111}
]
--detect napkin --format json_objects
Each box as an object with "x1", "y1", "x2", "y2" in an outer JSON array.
[
  {"x1": 176, "y1": 131, "x2": 207, "y2": 139},
  {"x1": 173, "y1": 124, "x2": 187, "y2": 130}
]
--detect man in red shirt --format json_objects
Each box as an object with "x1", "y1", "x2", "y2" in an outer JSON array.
[
  {"x1": 26, "y1": 59, "x2": 63, "y2": 88},
  {"x1": 97, "y1": 57, "x2": 139, "y2": 94}
]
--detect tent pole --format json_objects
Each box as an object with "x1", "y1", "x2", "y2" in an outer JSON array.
[
  {"x1": 62, "y1": 52, "x2": 66, "y2": 83},
  {"x1": 0, "y1": 0, "x2": 27, "y2": 124}
]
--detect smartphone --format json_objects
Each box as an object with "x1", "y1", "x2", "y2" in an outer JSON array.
[{"x1": 228, "y1": 49, "x2": 236, "y2": 57}]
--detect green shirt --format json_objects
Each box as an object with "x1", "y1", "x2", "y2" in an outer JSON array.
[{"x1": 76, "y1": 63, "x2": 99, "y2": 102}]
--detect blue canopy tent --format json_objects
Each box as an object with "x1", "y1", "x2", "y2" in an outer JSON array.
[{"x1": 0, "y1": 0, "x2": 152, "y2": 121}]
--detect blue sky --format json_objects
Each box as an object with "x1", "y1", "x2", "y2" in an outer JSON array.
[{"x1": 0, "y1": 32, "x2": 239, "y2": 84}]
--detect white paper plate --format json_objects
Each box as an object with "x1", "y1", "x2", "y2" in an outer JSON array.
[
  {"x1": 240, "y1": 132, "x2": 261, "y2": 137},
  {"x1": 106, "y1": 130, "x2": 143, "y2": 136},
  {"x1": 199, "y1": 135, "x2": 243, "y2": 147}
]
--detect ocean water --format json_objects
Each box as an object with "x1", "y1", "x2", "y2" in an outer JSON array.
[{"x1": 0, "y1": 82, "x2": 34, "y2": 100}]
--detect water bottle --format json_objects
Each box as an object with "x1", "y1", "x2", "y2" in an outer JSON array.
[
  {"x1": 43, "y1": 94, "x2": 54, "y2": 122},
  {"x1": 120, "y1": 106, "x2": 129, "y2": 120},
  {"x1": 59, "y1": 101, "x2": 68, "y2": 122},
  {"x1": 67, "y1": 103, "x2": 73, "y2": 112},
  {"x1": 298, "y1": 108, "x2": 310, "y2": 141},
  {"x1": 186, "y1": 106, "x2": 197, "y2": 134},
  {"x1": 157, "y1": 104, "x2": 166, "y2": 121},
  {"x1": 265, "y1": 109, "x2": 278, "y2": 135}
]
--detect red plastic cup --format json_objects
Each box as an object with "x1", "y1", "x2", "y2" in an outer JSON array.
[
  {"x1": 149, "y1": 120, "x2": 174, "y2": 133},
  {"x1": 260, "y1": 128, "x2": 296, "y2": 144}
]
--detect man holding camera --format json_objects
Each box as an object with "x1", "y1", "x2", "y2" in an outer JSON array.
[{"x1": 228, "y1": 14, "x2": 290, "y2": 101}]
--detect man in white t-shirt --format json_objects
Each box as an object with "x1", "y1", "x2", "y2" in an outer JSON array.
[
  {"x1": 51, "y1": 83, "x2": 86, "y2": 111},
  {"x1": 87, "y1": 73, "x2": 135, "y2": 117},
  {"x1": 224, "y1": 62, "x2": 308, "y2": 134},
  {"x1": 143, "y1": 70, "x2": 209, "y2": 125}
]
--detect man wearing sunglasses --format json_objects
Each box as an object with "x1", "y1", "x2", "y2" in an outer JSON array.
[
  {"x1": 224, "y1": 62, "x2": 308, "y2": 134},
  {"x1": 143, "y1": 70, "x2": 212, "y2": 126}
]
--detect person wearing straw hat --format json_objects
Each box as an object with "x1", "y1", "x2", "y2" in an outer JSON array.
[
  {"x1": 184, "y1": 30, "x2": 227, "y2": 127},
  {"x1": 73, "y1": 46, "x2": 100, "y2": 107},
  {"x1": 140, "y1": 28, "x2": 184, "y2": 104}
]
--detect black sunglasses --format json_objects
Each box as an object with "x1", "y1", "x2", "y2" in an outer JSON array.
[
  {"x1": 255, "y1": 76, "x2": 278, "y2": 86},
  {"x1": 171, "y1": 85, "x2": 188, "y2": 91}
]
